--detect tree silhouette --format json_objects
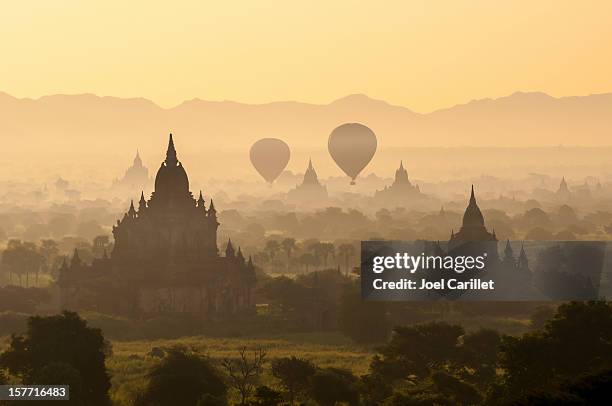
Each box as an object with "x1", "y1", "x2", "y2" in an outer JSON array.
[
  {"x1": 271, "y1": 356, "x2": 316, "y2": 404},
  {"x1": 246, "y1": 386, "x2": 283, "y2": 406},
  {"x1": 222, "y1": 347, "x2": 267, "y2": 405},
  {"x1": 2, "y1": 240, "x2": 43, "y2": 287},
  {"x1": 298, "y1": 253, "x2": 317, "y2": 272},
  {"x1": 371, "y1": 322, "x2": 464, "y2": 381},
  {"x1": 264, "y1": 240, "x2": 280, "y2": 261},
  {"x1": 339, "y1": 283, "x2": 390, "y2": 344},
  {"x1": 497, "y1": 301, "x2": 612, "y2": 400},
  {"x1": 136, "y1": 347, "x2": 226, "y2": 406},
  {"x1": 308, "y1": 367, "x2": 359, "y2": 406},
  {"x1": 0, "y1": 311, "x2": 111, "y2": 406},
  {"x1": 38, "y1": 239, "x2": 59, "y2": 283},
  {"x1": 337, "y1": 243, "x2": 356, "y2": 275},
  {"x1": 281, "y1": 238, "x2": 296, "y2": 271}
]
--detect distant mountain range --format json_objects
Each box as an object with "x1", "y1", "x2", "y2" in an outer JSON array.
[{"x1": 1, "y1": 91, "x2": 611, "y2": 149}]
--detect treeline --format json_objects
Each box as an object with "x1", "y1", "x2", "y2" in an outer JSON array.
[
  {"x1": 221, "y1": 204, "x2": 612, "y2": 250},
  {"x1": 0, "y1": 236, "x2": 113, "y2": 288},
  {"x1": 1, "y1": 301, "x2": 611, "y2": 405},
  {"x1": 0, "y1": 269, "x2": 540, "y2": 340}
]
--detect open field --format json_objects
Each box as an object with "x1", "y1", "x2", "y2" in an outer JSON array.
[{"x1": 107, "y1": 332, "x2": 373, "y2": 406}]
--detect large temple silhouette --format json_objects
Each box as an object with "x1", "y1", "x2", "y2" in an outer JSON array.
[{"x1": 59, "y1": 135, "x2": 256, "y2": 318}]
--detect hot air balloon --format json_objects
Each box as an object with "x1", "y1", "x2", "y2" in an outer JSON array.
[
  {"x1": 328, "y1": 123, "x2": 377, "y2": 185},
  {"x1": 249, "y1": 138, "x2": 291, "y2": 183}
]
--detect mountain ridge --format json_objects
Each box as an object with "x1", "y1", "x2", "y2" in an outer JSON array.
[{"x1": 1, "y1": 90, "x2": 611, "y2": 149}]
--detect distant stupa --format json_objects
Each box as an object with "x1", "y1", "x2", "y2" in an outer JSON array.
[
  {"x1": 449, "y1": 185, "x2": 497, "y2": 242},
  {"x1": 374, "y1": 161, "x2": 422, "y2": 204},
  {"x1": 556, "y1": 176, "x2": 571, "y2": 201},
  {"x1": 287, "y1": 158, "x2": 328, "y2": 203},
  {"x1": 112, "y1": 150, "x2": 150, "y2": 191}
]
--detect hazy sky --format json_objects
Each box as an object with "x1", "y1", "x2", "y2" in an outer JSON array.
[{"x1": 2, "y1": 1, "x2": 611, "y2": 112}]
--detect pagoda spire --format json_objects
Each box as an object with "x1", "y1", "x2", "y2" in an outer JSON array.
[
  {"x1": 198, "y1": 191, "x2": 205, "y2": 208},
  {"x1": 225, "y1": 238, "x2": 235, "y2": 258},
  {"x1": 134, "y1": 149, "x2": 142, "y2": 167},
  {"x1": 71, "y1": 248, "x2": 81, "y2": 267},
  {"x1": 128, "y1": 199, "x2": 137, "y2": 218},
  {"x1": 138, "y1": 191, "x2": 147, "y2": 212},
  {"x1": 461, "y1": 185, "x2": 485, "y2": 227},
  {"x1": 208, "y1": 199, "x2": 217, "y2": 216},
  {"x1": 165, "y1": 133, "x2": 177, "y2": 167},
  {"x1": 518, "y1": 243, "x2": 529, "y2": 270}
]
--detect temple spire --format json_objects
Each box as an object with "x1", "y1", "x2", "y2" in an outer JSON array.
[
  {"x1": 128, "y1": 199, "x2": 137, "y2": 217},
  {"x1": 134, "y1": 149, "x2": 142, "y2": 167},
  {"x1": 236, "y1": 246, "x2": 245, "y2": 263},
  {"x1": 138, "y1": 191, "x2": 147, "y2": 212},
  {"x1": 71, "y1": 248, "x2": 81, "y2": 267},
  {"x1": 225, "y1": 238, "x2": 235, "y2": 258},
  {"x1": 165, "y1": 133, "x2": 177, "y2": 167},
  {"x1": 197, "y1": 191, "x2": 206, "y2": 210},
  {"x1": 208, "y1": 199, "x2": 216, "y2": 215}
]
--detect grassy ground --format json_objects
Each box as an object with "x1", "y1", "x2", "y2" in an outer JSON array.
[
  {"x1": 0, "y1": 314, "x2": 531, "y2": 405},
  {"x1": 107, "y1": 332, "x2": 373, "y2": 406}
]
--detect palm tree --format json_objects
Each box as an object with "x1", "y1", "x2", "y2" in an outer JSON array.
[
  {"x1": 265, "y1": 240, "x2": 281, "y2": 261},
  {"x1": 320, "y1": 243, "x2": 335, "y2": 269},
  {"x1": 2, "y1": 240, "x2": 43, "y2": 287},
  {"x1": 338, "y1": 244, "x2": 356, "y2": 275},
  {"x1": 281, "y1": 238, "x2": 296, "y2": 271},
  {"x1": 299, "y1": 253, "x2": 317, "y2": 272}
]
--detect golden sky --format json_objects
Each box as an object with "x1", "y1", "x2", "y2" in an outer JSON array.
[{"x1": 1, "y1": 0, "x2": 612, "y2": 112}]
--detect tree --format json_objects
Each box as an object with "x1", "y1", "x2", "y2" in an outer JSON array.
[
  {"x1": 2, "y1": 240, "x2": 43, "y2": 287},
  {"x1": 247, "y1": 386, "x2": 283, "y2": 406},
  {"x1": 38, "y1": 239, "x2": 60, "y2": 282},
  {"x1": 222, "y1": 347, "x2": 267, "y2": 405},
  {"x1": 308, "y1": 367, "x2": 359, "y2": 406},
  {"x1": 136, "y1": 347, "x2": 227, "y2": 406},
  {"x1": 337, "y1": 244, "x2": 356, "y2": 275},
  {"x1": 308, "y1": 242, "x2": 335, "y2": 269},
  {"x1": 320, "y1": 243, "x2": 335, "y2": 268},
  {"x1": 271, "y1": 356, "x2": 316, "y2": 404},
  {"x1": 280, "y1": 238, "x2": 296, "y2": 271},
  {"x1": 264, "y1": 240, "x2": 280, "y2": 261},
  {"x1": 371, "y1": 322, "x2": 464, "y2": 381},
  {"x1": 497, "y1": 301, "x2": 612, "y2": 400},
  {"x1": 298, "y1": 253, "x2": 317, "y2": 272},
  {"x1": 457, "y1": 328, "x2": 501, "y2": 387},
  {"x1": 529, "y1": 305, "x2": 555, "y2": 331},
  {"x1": 339, "y1": 283, "x2": 390, "y2": 344},
  {"x1": 508, "y1": 368, "x2": 612, "y2": 406},
  {"x1": 0, "y1": 311, "x2": 111, "y2": 406},
  {"x1": 431, "y1": 371, "x2": 482, "y2": 405},
  {"x1": 34, "y1": 362, "x2": 83, "y2": 404}
]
